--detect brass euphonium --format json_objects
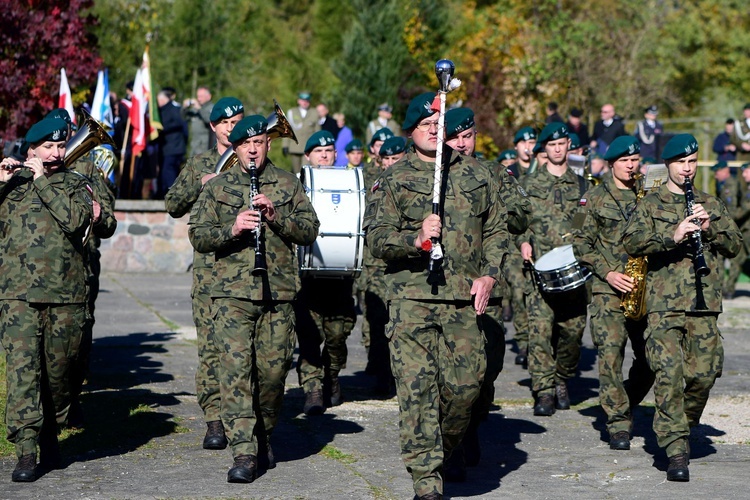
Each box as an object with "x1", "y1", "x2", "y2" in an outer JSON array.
[
  {"x1": 214, "y1": 99, "x2": 299, "y2": 174},
  {"x1": 65, "y1": 108, "x2": 116, "y2": 178},
  {"x1": 621, "y1": 172, "x2": 648, "y2": 320}
]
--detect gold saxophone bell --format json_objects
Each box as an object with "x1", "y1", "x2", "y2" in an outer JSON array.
[
  {"x1": 215, "y1": 99, "x2": 298, "y2": 174},
  {"x1": 621, "y1": 172, "x2": 647, "y2": 320},
  {"x1": 65, "y1": 108, "x2": 116, "y2": 178}
]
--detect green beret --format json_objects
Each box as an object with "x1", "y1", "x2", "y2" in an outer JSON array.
[
  {"x1": 19, "y1": 140, "x2": 30, "y2": 158},
  {"x1": 742, "y1": 163, "x2": 750, "y2": 171},
  {"x1": 345, "y1": 139, "x2": 363, "y2": 153},
  {"x1": 228, "y1": 115, "x2": 268, "y2": 144},
  {"x1": 379, "y1": 136, "x2": 406, "y2": 157},
  {"x1": 533, "y1": 141, "x2": 543, "y2": 154},
  {"x1": 402, "y1": 92, "x2": 436, "y2": 131},
  {"x1": 25, "y1": 117, "x2": 69, "y2": 144},
  {"x1": 711, "y1": 160, "x2": 728, "y2": 172},
  {"x1": 298, "y1": 91, "x2": 311, "y2": 100},
  {"x1": 537, "y1": 122, "x2": 568, "y2": 144},
  {"x1": 211, "y1": 97, "x2": 244, "y2": 123},
  {"x1": 445, "y1": 108, "x2": 475, "y2": 138},
  {"x1": 513, "y1": 126, "x2": 537, "y2": 144},
  {"x1": 305, "y1": 130, "x2": 336, "y2": 154},
  {"x1": 369, "y1": 127, "x2": 394, "y2": 147},
  {"x1": 603, "y1": 136, "x2": 640, "y2": 161},
  {"x1": 568, "y1": 132, "x2": 581, "y2": 150},
  {"x1": 45, "y1": 108, "x2": 73, "y2": 124},
  {"x1": 661, "y1": 133, "x2": 699, "y2": 161},
  {"x1": 497, "y1": 149, "x2": 517, "y2": 162}
]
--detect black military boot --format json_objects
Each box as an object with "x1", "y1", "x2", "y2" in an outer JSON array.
[
  {"x1": 227, "y1": 454, "x2": 258, "y2": 483},
  {"x1": 514, "y1": 347, "x2": 528, "y2": 367},
  {"x1": 203, "y1": 420, "x2": 228, "y2": 450},
  {"x1": 329, "y1": 373, "x2": 344, "y2": 407},
  {"x1": 666, "y1": 453, "x2": 690, "y2": 482},
  {"x1": 259, "y1": 442, "x2": 276, "y2": 470},
  {"x1": 502, "y1": 304, "x2": 513, "y2": 322},
  {"x1": 609, "y1": 431, "x2": 631, "y2": 450},
  {"x1": 418, "y1": 492, "x2": 443, "y2": 500},
  {"x1": 11, "y1": 454, "x2": 37, "y2": 482},
  {"x1": 303, "y1": 389, "x2": 325, "y2": 416},
  {"x1": 555, "y1": 381, "x2": 571, "y2": 410},
  {"x1": 443, "y1": 446, "x2": 466, "y2": 482},
  {"x1": 533, "y1": 394, "x2": 555, "y2": 416}
]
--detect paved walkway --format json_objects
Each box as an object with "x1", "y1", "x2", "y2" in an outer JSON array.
[{"x1": 2, "y1": 272, "x2": 750, "y2": 499}]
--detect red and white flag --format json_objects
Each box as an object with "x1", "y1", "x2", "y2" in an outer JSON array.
[
  {"x1": 58, "y1": 68, "x2": 76, "y2": 124},
  {"x1": 129, "y1": 67, "x2": 147, "y2": 157}
]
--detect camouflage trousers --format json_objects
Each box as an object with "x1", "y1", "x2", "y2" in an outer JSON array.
[
  {"x1": 724, "y1": 243, "x2": 748, "y2": 296},
  {"x1": 527, "y1": 285, "x2": 588, "y2": 395},
  {"x1": 295, "y1": 278, "x2": 356, "y2": 392},
  {"x1": 192, "y1": 266, "x2": 222, "y2": 422},
  {"x1": 505, "y1": 250, "x2": 530, "y2": 350},
  {"x1": 471, "y1": 300, "x2": 506, "y2": 421},
  {"x1": 0, "y1": 300, "x2": 85, "y2": 458},
  {"x1": 387, "y1": 300, "x2": 486, "y2": 497},
  {"x1": 589, "y1": 293, "x2": 654, "y2": 435},
  {"x1": 71, "y1": 251, "x2": 99, "y2": 404},
  {"x1": 364, "y1": 272, "x2": 391, "y2": 382},
  {"x1": 645, "y1": 312, "x2": 723, "y2": 458},
  {"x1": 212, "y1": 297, "x2": 296, "y2": 458}
]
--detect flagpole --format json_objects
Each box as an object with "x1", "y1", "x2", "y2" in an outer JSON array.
[{"x1": 119, "y1": 115, "x2": 131, "y2": 189}]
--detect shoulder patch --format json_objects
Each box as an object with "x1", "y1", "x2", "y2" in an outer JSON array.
[
  {"x1": 506, "y1": 168, "x2": 515, "y2": 177},
  {"x1": 579, "y1": 198, "x2": 587, "y2": 206},
  {"x1": 372, "y1": 180, "x2": 380, "y2": 193}
]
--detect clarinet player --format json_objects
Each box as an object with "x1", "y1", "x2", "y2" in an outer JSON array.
[
  {"x1": 189, "y1": 114, "x2": 319, "y2": 483},
  {"x1": 622, "y1": 134, "x2": 742, "y2": 482}
]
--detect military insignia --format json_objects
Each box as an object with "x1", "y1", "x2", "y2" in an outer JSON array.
[
  {"x1": 579, "y1": 198, "x2": 587, "y2": 206},
  {"x1": 506, "y1": 168, "x2": 515, "y2": 177},
  {"x1": 52, "y1": 129, "x2": 62, "y2": 141},
  {"x1": 83, "y1": 192, "x2": 92, "y2": 205},
  {"x1": 247, "y1": 126, "x2": 257, "y2": 137},
  {"x1": 517, "y1": 184, "x2": 528, "y2": 197},
  {"x1": 319, "y1": 137, "x2": 327, "y2": 146},
  {"x1": 523, "y1": 132, "x2": 532, "y2": 141},
  {"x1": 224, "y1": 106, "x2": 233, "y2": 117},
  {"x1": 372, "y1": 180, "x2": 380, "y2": 193},
  {"x1": 628, "y1": 143, "x2": 637, "y2": 154},
  {"x1": 331, "y1": 193, "x2": 341, "y2": 205},
  {"x1": 384, "y1": 148, "x2": 393, "y2": 155},
  {"x1": 85, "y1": 183, "x2": 93, "y2": 195}
]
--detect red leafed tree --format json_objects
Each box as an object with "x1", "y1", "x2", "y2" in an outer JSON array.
[{"x1": 0, "y1": 0, "x2": 101, "y2": 142}]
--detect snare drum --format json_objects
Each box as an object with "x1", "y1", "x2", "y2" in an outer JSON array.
[
  {"x1": 533, "y1": 244, "x2": 591, "y2": 293},
  {"x1": 298, "y1": 166, "x2": 365, "y2": 277}
]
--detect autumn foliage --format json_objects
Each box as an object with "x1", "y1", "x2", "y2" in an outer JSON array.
[{"x1": 0, "y1": 0, "x2": 101, "y2": 141}]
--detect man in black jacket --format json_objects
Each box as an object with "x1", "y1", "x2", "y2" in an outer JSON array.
[
  {"x1": 590, "y1": 103, "x2": 626, "y2": 157},
  {"x1": 156, "y1": 89, "x2": 187, "y2": 199}
]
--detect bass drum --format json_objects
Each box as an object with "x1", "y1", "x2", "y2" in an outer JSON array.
[
  {"x1": 298, "y1": 165, "x2": 365, "y2": 278},
  {"x1": 533, "y1": 244, "x2": 592, "y2": 293}
]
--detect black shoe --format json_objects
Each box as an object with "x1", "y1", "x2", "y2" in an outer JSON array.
[
  {"x1": 533, "y1": 394, "x2": 555, "y2": 416},
  {"x1": 259, "y1": 443, "x2": 276, "y2": 470},
  {"x1": 11, "y1": 454, "x2": 37, "y2": 482},
  {"x1": 463, "y1": 424, "x2": 481, "y2": 467},
  {"x1": 418, "y1": 493, "x2": 443, "y2": 500},
  {"x1": 609, "y1": 431, "x2": 631, "y2": 450},
  {"x1": 502, "y1": 304, "x2": 513, "y2": 322},
  {"x1": 555, "y1": 381, "x2": 571, "y2": 410},
  {"x1": 227, "y1": 454, "x2": 258, "y2": 483},
  {"x1": 303, "y1": 389, "x2": 325, "y2": 416},
  {"x1": 666, "y1": 453, "x2": 690, "y2": 482},
  {"x1": 514, "y1": 347, "x2": 528, "y2": 367},
  {"x1": 329, "y1": 376, "x2": 344, "y2": 407},
  {"x1": 66, "y1": 399, "x2": 85, "y2": 429},
  {"x1": 203, "y1": 420, "x2": 228, "y2": 450},
  {"x1": 443, "y1": 447, "x2": 466, "y2": 482}
]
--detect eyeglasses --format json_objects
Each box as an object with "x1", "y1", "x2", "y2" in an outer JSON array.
[{"x1": 415, "y1": 120, "x2": 440, "y2": 131}]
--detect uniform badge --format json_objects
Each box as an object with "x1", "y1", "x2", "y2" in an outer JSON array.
[
  {"x1": 579, "y1": 198, "x2": 587, "y2": 206},
  {"x1": 371, "y1": 180, "x2": 380, "y2": 193},
  {"x1": 517, "y1": 185, "x2": 528, "y2": 198},
  {"x1": 506, "y1": 168, "x2": 515, "y2": 177}
]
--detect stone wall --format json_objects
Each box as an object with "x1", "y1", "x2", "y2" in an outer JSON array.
[{"x1": 99, "y1": 200, "x2": 193, "y2": 273}]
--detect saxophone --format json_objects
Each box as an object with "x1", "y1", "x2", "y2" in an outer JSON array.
[{"x1": 621, "y1": 173, "x2": 648, "y2": 320}]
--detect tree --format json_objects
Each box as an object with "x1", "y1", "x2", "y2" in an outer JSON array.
[{"x1": 0, "y1": 0, "x2": 101, "y2": 140}]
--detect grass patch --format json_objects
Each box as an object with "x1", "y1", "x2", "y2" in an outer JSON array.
[{"x1": 319, "y1": 444, "x2": 357, "y2": 464}]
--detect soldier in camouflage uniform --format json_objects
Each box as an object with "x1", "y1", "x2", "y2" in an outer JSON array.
[
  {"x1": 294, "y1": 131, "x2": 356, "y2": 415},
  {"x1": 189, "y1": 115, "x2": 319, "y2": 483},
  {"x1": 736, "y1": 164, "x2": 750, "y2": 260},
  {"x1": 166, "y1": 97, "x2": 244, "y2": 450},
  {"x1": 712, "y1": 161, "x2": 746, "y2": 298},
  {"x1": 572, "y1": 136, "x2": 654, "y2": 450},
  {"x1": 363, "y1": 93, "x2": 509, "y2": 500},
  {"x1": 518, "y1": 122, "x2": 590, "y2": 416},
  {"x1": 508, "y1": 126, "x2": 539, "y2": 367},
  {"x1": 1, "y1": 118, "x2": 93, "y2": 482},
  {"x1": 622, "y1": 134, "x2": 742, "y2": 482},
  {"x1": 444, "y1": 107, "x2": 531, "y2": 472}
]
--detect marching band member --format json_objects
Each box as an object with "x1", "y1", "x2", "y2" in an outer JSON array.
[
  {"x1": 572, "y1": 136, "x2": 654, "y2": 451},
  {"x1": 364, "y1": 92, "x2": 509, "y2": 500},
  {"x1": 166, "y1": 97, "x2": 245, "y2": 450},
  {"x1": 189, "y1": 115, "x2": 319, "y2": 483},
  {"x1": 518, "y1": 122, "x2": 590, "y2": 416},
  {"x1": 622, "y1": 134, "x2": 742, "y2": 482}
]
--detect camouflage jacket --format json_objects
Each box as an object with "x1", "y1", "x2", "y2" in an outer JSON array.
[
  {"x1": 622, "y1": 183, "x2": 743, "y2": 313},
  {"x1": 572, "y1": 175, "x2": 637, "y2": 296},
  {"x1": 70, "y1": 157, "x2": 117, "y2": 252},
  {"x1": 165, "y1": 146, "x2": 221, "y2": 271},
  {"x1": 363, "y1": 148, "x2": 509, "y2": 302},
  {"x1": 517, "y1": 165, "x2": 588, "y2": 258},
  {"x1": 718, "y1": 176, "x2": 740, "y2": 214},
  {"x1": 735, "y1": 183, "x2": 750, "y2": 249},
  {"x1": 0, "y1": 168, "x2": 93, "y2": 303},
  {"x1": 189, "y1": 161, "x2": 319, "y2": 301},
  {"x1": 487, "y1": 160, "x2": 531, "y2": 236}
]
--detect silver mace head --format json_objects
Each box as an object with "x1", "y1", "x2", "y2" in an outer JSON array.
[{"x1": 435, "y1": 59, "x2": 455, "y2": 93}]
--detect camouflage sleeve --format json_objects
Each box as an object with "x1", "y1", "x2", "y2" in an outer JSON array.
[
  {"x1": 33, "y1": 174, "x2": 92, "y2": 234},
  {"x1": 165, "y1": 158, "x2": 201, "y2": 218},
  {"x1": 92, "y1": 173, "x2": 117, "y2": 239},
  {"x1": 703, "y1": 197, "x2": 743, "y2": 258},
  {"x1": 621, "y1": 198, "x2": 677, "y2": 257},
  {"x1": 572, "y1": 197, "x2": 612, "y2": 281},
  {"x1": 481, "y1": 175, "x2": 510, "y2": 279},
  {"x1": 188, "y1": 183, "x2": 237, "y2": 254},
  {"x1": 501, "y1": 171, "x2": 531, "y2": 235},
  {"x1": 363, "y1": 175, "x2": 422, "y2": 261},
  {"x1": 266, "y1": 180, "x2": 319, "y2": 246}
]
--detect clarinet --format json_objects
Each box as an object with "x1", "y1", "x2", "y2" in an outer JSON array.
[
  {"x1": 248, "y1": 160, "x2": 268, "y2": 276},
  {"x1": 683, "y1": 176, "x2": 710, "y2": 278}
]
